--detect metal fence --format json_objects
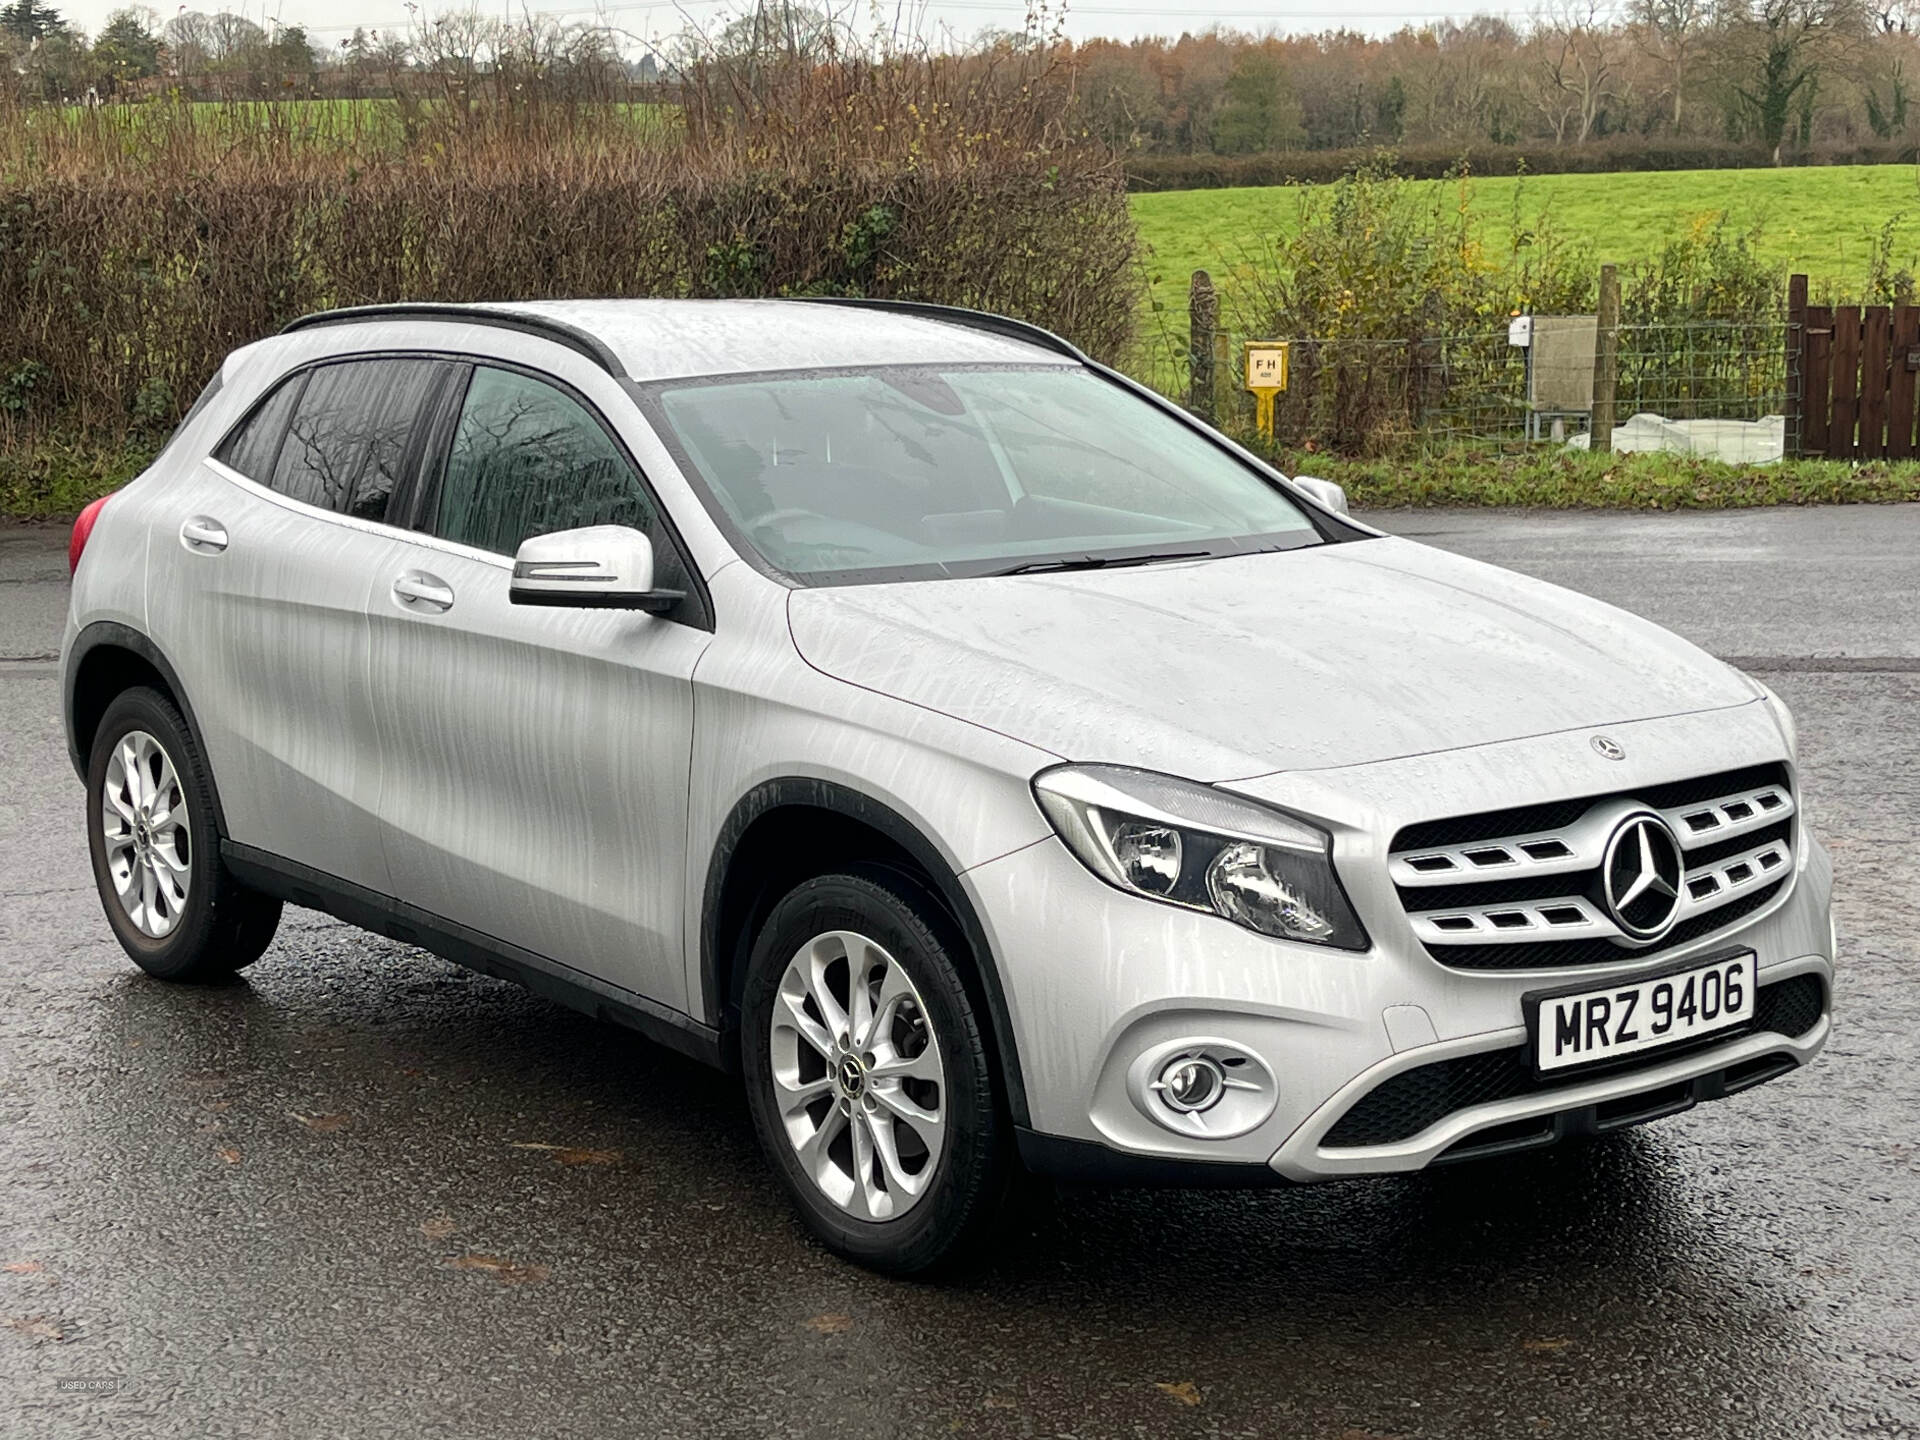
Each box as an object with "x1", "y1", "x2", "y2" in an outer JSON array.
[{"x1": 1132, "y1": 275, "x2": 1791, "y2": 459}]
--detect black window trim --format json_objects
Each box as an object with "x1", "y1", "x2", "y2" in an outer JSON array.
[
  {"x1": 414, "y1": 355, "x2": 714, "y2": 633},
  {"x1": 388, "y1": 361, "x2": 472, "y2": 534}
]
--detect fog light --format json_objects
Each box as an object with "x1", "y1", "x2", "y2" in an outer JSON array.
[
  {"x1": 1156, "y1": 1055, "x2": 1224, "y2": 1113},
  {"x1": 1126, "y1": 1038, "x2": 1278, "y2": 1140}
]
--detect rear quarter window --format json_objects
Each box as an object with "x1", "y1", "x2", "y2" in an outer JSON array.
[{"x1": 215, "y1": 373, "x2": 303, "y2": 483}]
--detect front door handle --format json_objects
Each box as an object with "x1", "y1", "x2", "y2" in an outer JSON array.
[
  {"x1": 392, "y1": 571, "x2": 455, "y2": 613},
  {"x1": 180, "y1": 516, "x2": 228, "y2": 553}
]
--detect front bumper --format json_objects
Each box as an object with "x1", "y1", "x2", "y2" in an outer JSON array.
[{"x1": 965, "y1": 820, "x2": 1834, "y2": 1185}]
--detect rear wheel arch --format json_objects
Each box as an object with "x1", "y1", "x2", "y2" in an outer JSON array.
[
  {"x1": 702, "y1": 778, "x2": 1031, "y2": 1128},
  {"x1": 66, "y1": 624, "x2": 228, "y2": 837}
]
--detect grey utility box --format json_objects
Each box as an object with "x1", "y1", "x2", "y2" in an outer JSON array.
[{"x1": 1510, "y1": 314, "x2": 1597, "y2": 441}]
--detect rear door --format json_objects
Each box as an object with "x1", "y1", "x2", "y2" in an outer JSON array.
[
  {"x1": 146, "y1": 356, "x2": 454, "y2": 893},
  {"x1": 364, "y1": 362, "x2": 712, "y2": 1008}
]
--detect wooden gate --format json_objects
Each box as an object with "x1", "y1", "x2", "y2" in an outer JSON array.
[{"x1": 1788, "y1": 274, "x2": 1920, "y2": 459}]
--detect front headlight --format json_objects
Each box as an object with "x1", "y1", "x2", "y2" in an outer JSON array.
[{"x1": 1032, "y1": 765, "x2": 1368, "y2": 950}]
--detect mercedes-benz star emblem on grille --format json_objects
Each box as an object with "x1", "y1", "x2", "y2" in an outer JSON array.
[
  {"x1": 1591, "y1": 735, "x2": 1627, "y2": 761},
  {"x1": 1601, "y1": 813, "x2": 1685, "y2": 941}
]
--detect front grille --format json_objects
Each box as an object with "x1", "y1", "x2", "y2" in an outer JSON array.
[
  {"x1": 1432, "y1": 880, "x2": 1784, "y2": 971},
  {"x1": 1390, "y1": 763, "x2": 1795, "y2": 971},
  {"x1": 1323, "y1": 973, "x2": 1825, "y2": 1148},
  {"x1": 1392, "y1": 764, "x2": 1791, "y2": 853}
]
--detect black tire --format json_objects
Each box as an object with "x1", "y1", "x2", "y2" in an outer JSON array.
[
  {"x1": 86, "y1": 686, "x2": 282, "y2": 983},
  {"x1": 740, "y1": 869, "x2": 1012, "y2": 1275}
]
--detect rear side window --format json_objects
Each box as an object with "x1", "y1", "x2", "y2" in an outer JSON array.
[
  {"x1": 432, "y1": 366, "x2": 659, "y2": 555},
  {"x1": 272, "y1": 359, "x2": 444, "y2": 519}
]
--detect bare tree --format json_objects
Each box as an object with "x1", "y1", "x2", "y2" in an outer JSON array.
[
  {"x1": 411, "y1": 6, "x2": 495, "y2": 116},
  {"x1": 1632, "y1": 0, "x2": 1709, "y2": 128},
  {"x1": 1526, "y1": 0, "x2": 1622, "y2": 143}
]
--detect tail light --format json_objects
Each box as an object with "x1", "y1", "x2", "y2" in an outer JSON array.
[{"x1": 69, "y1": 493, "x2": 114, "y2": 577}]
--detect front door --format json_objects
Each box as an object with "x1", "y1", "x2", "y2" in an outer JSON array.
[{"x1": 364, "y1": 363, "x2": 711, "y2": 1008}]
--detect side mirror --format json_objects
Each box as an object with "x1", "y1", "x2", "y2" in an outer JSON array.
[
  {"x1": 509, "y1": 525, "x2": 685, "y2": 615},
  {"x1": 1289, "y1": 475, "x2": 1349, "y2": 516}
]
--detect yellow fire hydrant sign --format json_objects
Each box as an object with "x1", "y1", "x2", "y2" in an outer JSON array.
[{"x1": 1243, "y1": 341, "x2": 1289, "y2": 439}]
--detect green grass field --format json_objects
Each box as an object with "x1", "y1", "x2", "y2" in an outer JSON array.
[{"x1": 1133, "y1": 163, "x2": 1920, "y2": 321}]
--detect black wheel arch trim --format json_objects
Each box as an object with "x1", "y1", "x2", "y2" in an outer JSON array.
[
  {"x1": 64, "y1": 622, "x2": 230, "y2": 836},
  {"x1": 700, "y1": 777, "x2": 1033, "y2": 1129}
]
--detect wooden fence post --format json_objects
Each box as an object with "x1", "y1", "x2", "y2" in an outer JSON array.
[
  {"x1": 1785, "y1": 273, "x2": 1808, "y2": 458},
  {"x1": 1189, "y1": 270, "x2": 1217, "y2": 423},
  {"x1": 1590, "y1": 263, "x2": 1619, "y2": 454}
]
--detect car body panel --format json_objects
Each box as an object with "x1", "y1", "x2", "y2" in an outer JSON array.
[
  {"x1": 787, "y1": 537, "x2": 1756, "y2": 781},
  {"x1": 679, "y1": 565, "x2": 1059, "y2": 1018}
]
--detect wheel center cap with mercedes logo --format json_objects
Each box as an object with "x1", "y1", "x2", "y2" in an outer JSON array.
[
  {"x1": 837, "y1": 1055, "x2": 866, "y2": 1098},
  {"x1": 1602, "y1": 811, "x2": 1685, "y2": 941}
]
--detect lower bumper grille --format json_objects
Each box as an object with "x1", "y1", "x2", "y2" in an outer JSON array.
[{"x1": 1322, "y1": 973, "x2": 1826, "y2": 1149}]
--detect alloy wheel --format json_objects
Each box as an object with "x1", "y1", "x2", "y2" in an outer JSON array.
[
  {"x1": 768, "y1": 929, "x2": 947, "y2": 1221},
  {"x1": 100, "y1": 729, "x2": 191, "y2": 939}
]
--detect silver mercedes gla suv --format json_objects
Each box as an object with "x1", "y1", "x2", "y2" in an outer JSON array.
[{"x1": 62, "y1": 299, "x2": 1834, "y2": 1272}]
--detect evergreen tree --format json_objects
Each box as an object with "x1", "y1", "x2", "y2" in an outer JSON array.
[
  {"x1": 94, "y1": 9, "x2": 162, "y2": 80},
  {"x1": 0, "y1": 0, "x2": 65, "y2": 44}
]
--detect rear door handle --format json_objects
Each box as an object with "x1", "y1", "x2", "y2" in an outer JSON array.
[
  {"x1": 180, "y1": 516, "x2": 228, "y2": 553},
  {"x1": 392, "y1": 571, "x2": 455, "y2": 613}
]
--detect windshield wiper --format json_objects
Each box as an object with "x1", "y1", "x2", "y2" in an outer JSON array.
[{"x1": 986, "y1": 550, "x2": 1213, "y2": 578}]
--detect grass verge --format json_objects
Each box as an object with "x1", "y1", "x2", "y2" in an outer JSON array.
[
  {"x1": 1276, "y1": 446, "x2": 1920, "y2": 509},
  {"x1": 1, "y1": 437, "x2": 162, "y2": 522}
]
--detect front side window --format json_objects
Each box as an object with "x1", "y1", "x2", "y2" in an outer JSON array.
[
  {"x1": 643, "y1": 364, "x2": 1325, "y2": 584},
  {"x1": 432, "y1": 366, "x2": 659, "y2": 556}
]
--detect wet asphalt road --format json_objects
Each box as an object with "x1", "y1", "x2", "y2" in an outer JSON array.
[{"x1": 3, "y1": 508, "x2": 1918, "y2": 1439}]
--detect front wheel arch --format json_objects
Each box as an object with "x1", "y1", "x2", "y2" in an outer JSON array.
[{"x1": 701, "y1": 778, "x2": 1031, "y2": 1130}]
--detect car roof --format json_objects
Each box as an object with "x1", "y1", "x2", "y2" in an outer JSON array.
[{"x1": 282, "y1": 298, "x2": 1082, "y2": 383}]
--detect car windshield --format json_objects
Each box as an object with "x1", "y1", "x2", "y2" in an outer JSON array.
[{"x1": 641, "y1": 364, "x2": 1327, "y2": 584}]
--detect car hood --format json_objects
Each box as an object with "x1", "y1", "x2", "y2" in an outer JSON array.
[{"x1": 785, "y1": 537, "x2": 1756, "y2": 780}]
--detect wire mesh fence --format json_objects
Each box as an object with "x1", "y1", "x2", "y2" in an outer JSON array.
[{"x1": 1129, "y1": 295, "x2": 1792, "y2": 460}]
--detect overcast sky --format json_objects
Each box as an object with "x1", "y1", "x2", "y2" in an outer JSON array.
[{"x1": 52, "y1": 1, "x2": 1525, "y2": 51}]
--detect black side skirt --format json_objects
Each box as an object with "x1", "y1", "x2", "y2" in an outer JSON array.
[{"x1": 222, "y1": 841, "x2": 727, "y2": 1071}]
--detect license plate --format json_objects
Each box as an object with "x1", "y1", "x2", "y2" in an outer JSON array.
[{"x1": 1528, "y1": 951, "x2": 1755, "y2": 1074}]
